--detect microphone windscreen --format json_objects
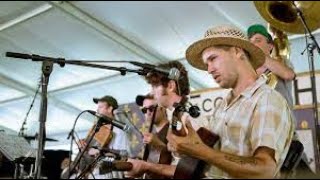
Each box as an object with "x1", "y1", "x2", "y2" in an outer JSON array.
[{"x1": 168, "y1": 67, "x2": 180, "y2": 81}]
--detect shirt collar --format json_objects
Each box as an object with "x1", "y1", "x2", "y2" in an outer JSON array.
[
  {"x1": 240, "y1": 75, "x2": 267, "y2": 99},
  {"x1": 223, "y1": 75, "x2": 267, "y2": 107}
]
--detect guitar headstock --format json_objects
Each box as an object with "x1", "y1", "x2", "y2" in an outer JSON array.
[{"x1": 171, "y1": 103, "x2": 187, "y2": 136}]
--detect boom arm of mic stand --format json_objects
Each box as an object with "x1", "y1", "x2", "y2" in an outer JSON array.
[{"x1": 5, "y1": 52, "x2": 148, "y2": 76}]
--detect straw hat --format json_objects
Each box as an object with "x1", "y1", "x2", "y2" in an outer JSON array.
[{"x1": 186, "y1": 25, "x2": 265, "y2": 71}]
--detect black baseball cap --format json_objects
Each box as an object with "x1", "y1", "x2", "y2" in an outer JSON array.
[
  {"x1": 135, "y1": 94, "x2": 153, "y2": 107},
  {"x1": 93, "y1": 95, "x2": 119, "y2": 109}
]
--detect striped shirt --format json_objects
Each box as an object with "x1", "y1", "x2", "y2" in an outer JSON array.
[{"x1": 205, "y1": 76, "x2": 295, "y2": 179}]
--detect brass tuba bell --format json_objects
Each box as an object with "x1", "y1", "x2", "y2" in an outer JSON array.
[
  {"x1": 254, "y1": 1, "x2": 320, "y2": 34},
  {"x1": 253, "y1": 1, "x2": 320, "y2": 88}
]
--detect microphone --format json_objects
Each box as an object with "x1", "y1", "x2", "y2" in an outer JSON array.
[
  {"x1": 87, "y1": 110, "x2": 130, "y2": 132},
  {"x1": 6, "y1": 52, "x2": 32, "y2": 59},
  {"x1": 6, "y1": 52, "x2": 66, "y2": 67},
  {"x1": 130, "y1": 61, "x2": 180, "y2": 81}
]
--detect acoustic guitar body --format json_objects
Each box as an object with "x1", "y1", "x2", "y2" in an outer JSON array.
[
  {"x1": 144, "y1": 123, "x2": 172, "y2": 179},
  {"x1": 173, "y1": 127, "x2": 219, "y2": 179}
]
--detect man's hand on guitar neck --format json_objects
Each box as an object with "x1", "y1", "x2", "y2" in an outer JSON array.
[
  {"x1": 143, "y1": 132, "x2": 166, "y2": 149},
  {"x1": 167, "y1": 120, "x2": 205, "y2": 156}
]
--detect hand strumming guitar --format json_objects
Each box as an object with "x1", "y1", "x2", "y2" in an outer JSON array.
[{"x1": 167, "y1": 120, "x2": 205, "y2": 157}]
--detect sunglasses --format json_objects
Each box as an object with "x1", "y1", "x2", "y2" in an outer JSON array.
[{"x1": 141, "y1": 105, "x2": 157, "y2": 114}]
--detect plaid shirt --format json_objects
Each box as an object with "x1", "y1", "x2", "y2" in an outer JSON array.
[{"x1": 205, "y1": 76, "x2": 295, "y2": 179}]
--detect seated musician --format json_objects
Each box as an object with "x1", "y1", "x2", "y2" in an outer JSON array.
[
  {"x1": 165, "y1": 25, "x2": 295, "y2": 178},
  {"x1": 126, "y1": 61, "x2": 204, "y2": 178}
]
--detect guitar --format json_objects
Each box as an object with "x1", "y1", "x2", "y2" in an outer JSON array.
[
  {"x1": 171, "y1": 102, "x2": 220, "y2": 179},
  {"x1": 144, "y1": 123, "x2": 172, "y2": 179}
]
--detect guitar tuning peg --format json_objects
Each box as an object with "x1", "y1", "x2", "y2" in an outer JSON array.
[
  {"x1": 188, "y1": 105, "x2": 200, "y2": 118},
  {"x1": 187, "y1": 102, "x2": 200, "y2": 118}
]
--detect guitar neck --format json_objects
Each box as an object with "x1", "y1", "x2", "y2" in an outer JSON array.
[
  {"x1": 171, "y1": 106, "x2": 187, "y2": 137},
  {"x1": 142, "y1": 105, "x2": 158, "y2": 161}
]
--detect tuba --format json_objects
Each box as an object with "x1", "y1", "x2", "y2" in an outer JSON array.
[
  {"x1": 253, "y1": 1, "x2": 320, "y2": 88},
  {"x1": 254, "y1": 1, "x2": 320, "y2": 34},
  {"x1": 264, "y1": 24, "x2": 290, "y2": 89}
]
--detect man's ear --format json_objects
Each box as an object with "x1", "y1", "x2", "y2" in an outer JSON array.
[
  {"x1": 234, "y1": 47, "x2": 245, "y2": 60},
  {"x1": 108, "y1": 106, "x2": 114, "y2": 115}
]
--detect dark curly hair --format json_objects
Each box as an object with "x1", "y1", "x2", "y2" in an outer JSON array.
[{"x1": 145, "y1": 61, "x2": 190, "y2": 96}]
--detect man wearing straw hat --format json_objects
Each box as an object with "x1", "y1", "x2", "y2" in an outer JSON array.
[{"x1": 166, "y1": 25, "x2": 295, "y2": 178}]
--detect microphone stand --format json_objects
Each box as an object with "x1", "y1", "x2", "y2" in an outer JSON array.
[
  {"x1": 67, "y1": 119, "x2": 103, "y2": 179},
  {"x1": 292, "y1": 2, "x2": 320, "y2": 54},
  {"x1": 292, "y1": 1, "x2": 320, "y2": 173},
  {"x1": 34, "y1": 60, "x2": 53, "y2": 179},
  {"x1": 306, "y1": 43, "x2": 320, "y2": 172},
  {"x1": 4, "y1": 52, "x2": 152, "y2": 179},
  {"x1": 76, "y1": 153, "x2": 103, "y2": 179}
]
